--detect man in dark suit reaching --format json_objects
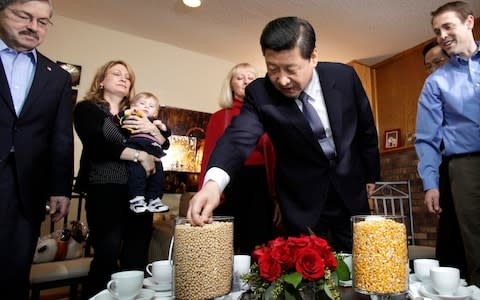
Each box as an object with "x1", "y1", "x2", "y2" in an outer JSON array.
[
  {"x1": 188, "y1": 16, "x2": 379, "y2": 253},
  {"x1": 0, "y1": 0, "x2": 73, "y2": 298}
]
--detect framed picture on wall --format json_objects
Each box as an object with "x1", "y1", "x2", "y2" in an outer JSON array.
[
  {"x1": 57, "y1": 61, "x2": 82, "y2": 86},
  {"x1": 384, "y1": 129, "x2": 401, "y2": 149}
]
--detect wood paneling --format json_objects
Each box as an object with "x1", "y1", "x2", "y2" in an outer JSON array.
[
  {"x1": 372, "y1": 44, "x2": 428, "y2": 150},
  {"x1": 348, "y1": 61, "x2": 376, "y2": 127},
  {"x1": 474, "y1": 17, "x2": 480, "y2": 40}
]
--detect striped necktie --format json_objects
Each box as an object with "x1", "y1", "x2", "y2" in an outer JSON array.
[{"x1": 298, "y1": 91, "x2": 336, "y2": 160}]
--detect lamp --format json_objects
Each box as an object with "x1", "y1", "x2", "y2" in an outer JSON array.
[{"x1": 183, "y1": 0, "x2": 202, "y2": 8}]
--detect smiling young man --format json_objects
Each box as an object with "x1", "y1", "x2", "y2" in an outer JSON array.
[
  {"x1": 0, "y1": 0, "x2": 73, "y2": 298},
  {"x1": 415, "y1": 1, "x2": 480, "y2": 286},
  {"x1": 188, "y1": 16, "x2": 380, "y2": 253}
]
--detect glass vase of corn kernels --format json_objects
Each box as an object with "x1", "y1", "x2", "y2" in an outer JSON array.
[{"x1": 351, "y1": 215, "x2": 409, "y2": 300}]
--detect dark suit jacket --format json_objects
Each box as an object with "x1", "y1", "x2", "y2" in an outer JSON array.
[
  {"x1": 208, "y1": 62, "x2": 380, "y2": 233},
  {"x1": 0, "y1": 51, "x2": 73, "y2": 222}
]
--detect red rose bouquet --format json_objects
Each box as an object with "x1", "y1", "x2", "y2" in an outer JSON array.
[{"x1": 242, "y1": 234, "x2": 347, "y2": 300}]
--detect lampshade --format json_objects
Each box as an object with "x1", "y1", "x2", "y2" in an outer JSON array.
[{"x1": 183, "y1": 0, "x2": 202, "y2": 8}]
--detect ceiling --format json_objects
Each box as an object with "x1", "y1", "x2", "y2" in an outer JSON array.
[{"x1": 52, "y1": 0, "x2": 480, "y2": 68}]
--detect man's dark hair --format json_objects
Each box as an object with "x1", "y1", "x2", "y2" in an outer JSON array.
[
  {"x1": 431, "y1": 1, "x2": 474, "y2": 23},
  {"x1": 422, "y1": 40, "x2": 449, "y2": 58},
  {"x1": 423, "y1": 41, "x2": 438, "y2": 57},
  {"x1": 260, "y1": 16, "x2": 316, "y2": 59}
]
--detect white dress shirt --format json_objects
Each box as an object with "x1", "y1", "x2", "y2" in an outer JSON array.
[{"x1": 296, "y1": 69, "x2": 336, "y2": 152}]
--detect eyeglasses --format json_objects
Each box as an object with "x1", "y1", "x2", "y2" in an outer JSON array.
[{"x1": 7, "y1": 7, "x2": 53, "y2": 29}]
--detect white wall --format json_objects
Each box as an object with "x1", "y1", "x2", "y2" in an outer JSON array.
[
  {"x1": 38, "y1": 15, "x2": 236, "y2": 172},
  {"x1": 39, "y1": 15, "x2": 234, "y2": 112}
]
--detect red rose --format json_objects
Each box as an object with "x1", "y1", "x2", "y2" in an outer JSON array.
[
  {"x1": 287, "y1": 235, "x2": 310, "y2": 260},
  {"x1": 287, "y1": 236, "x2": 310, "y2": 249},
  {"x1": 268, "y1": 238, "x2": 294, "y2": 270},
  {"x1": 258, "y1": 253, "x2": 283, "y2": 282},
  {"x1": 252, "y1": 244, "x2": 270, "y2": 261},
  {"x1": 322, "y1": 251, "x2": 337, "y2": 270},
  {"x1": 309, "y1": 235, "x2": 329, "y2": 252},
  {"x1": 295, "y1": 247, "x2": 325, "y2": 281},
  {"x1": 308, "y1": 235, "x2": 337, "y2": 270},
  {"x1": 268, "y1": 236, "x2": 288, "y2": 249}
]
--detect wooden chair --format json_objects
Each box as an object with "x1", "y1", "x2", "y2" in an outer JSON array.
[
  {"x1": 30, "y1": 189, "x2": 92, "y2": 300},
  {"x1": 370, "y1": 181, "x2": 436, "y2": 260}
]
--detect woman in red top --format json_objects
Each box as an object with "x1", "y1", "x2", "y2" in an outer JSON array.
[{"x1": 198, "y1": 63, "x2": 280, "y2": 254}]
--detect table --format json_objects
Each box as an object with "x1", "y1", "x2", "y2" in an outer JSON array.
[
  {"x1": 341, "y1": 287, "x2": 408, "y2": 300},
  {"x1": 232, "y1": 287, "x2": 407, "y2": 300},
  {"x1": 341, "y1": 287, "x2": 370, "y2": 300}
]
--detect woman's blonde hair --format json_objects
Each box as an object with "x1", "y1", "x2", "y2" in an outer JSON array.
[
  {"x1": 218, "y1": 63, "x2": 257, "y2": 108},
  {"x1": 85, "y1": 60, "x2": 136, "y2": 111}
]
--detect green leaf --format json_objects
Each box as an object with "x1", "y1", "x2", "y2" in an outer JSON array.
[
  {"x1": 335, "y1": 258, "x2": 350, "y2": 281},
  {"x1": 283, "y1": 272, "x2": 302, "y2": 288},
  {"x1": 264, "y1": 284, "x2": 276, "y2": 300},
  {"x1": 324, "y1": 283, "x2": 334, "y2": 300},
  {"x1": 284, "y1": 288, "x2": 303, "y2": 300},
  {"x1": 306, "y1": 227, "x2": 315, "y2": 235}
]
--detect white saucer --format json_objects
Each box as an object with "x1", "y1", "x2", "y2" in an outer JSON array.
[
  {"x1": 143, "y1": 277, "x2": 172, "y2": 292},
  {"x1": 410, "y1": 273, "x2": 467, "y2": 286},
  {"x1": 409, "y1": 273, "x2": 421, "y2": 283},
  {"x1": 419, "y1": 283, "x2": 473, "y2": 300},
  {"x1": 154, "y1": 290, "x2": 173, "y2": 299},
  {"x1": 339, "y1": 279, "x2": 352, "y2": 287},
  {"x1": 410, "y1": 273, "x2": 434, "y2": 283},
  {"x1": 214, "y1": 291, "x2": 246, "y2": 300},
  {"x1": 89, "y1": 288, "x2": 157, "y2": 300}
]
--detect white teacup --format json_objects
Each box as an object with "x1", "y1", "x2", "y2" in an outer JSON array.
[
  {"x1": 107, "y1": 270, "x2": 144, "y2": 300},
  {"x1": 430, "y1": 267, "x2": 460, "y2": 296},
  {"x1": 413, "y1": 258, "x2": 439, "y2": 282},
  {"x1": 146, "y1": 260, "x2": 173, "y2": 288},
  {"x1": 232, "y1": 255, "x2": 251, "y2": 292}
]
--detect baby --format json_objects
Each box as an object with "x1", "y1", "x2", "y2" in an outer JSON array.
[{"x1": 113, "y1": 92, "x2": 171, "y2": 213}]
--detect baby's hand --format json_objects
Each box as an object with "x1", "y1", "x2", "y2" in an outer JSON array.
[{"x1": 153, "y1": 120, "x2": 167, "y2": 131}]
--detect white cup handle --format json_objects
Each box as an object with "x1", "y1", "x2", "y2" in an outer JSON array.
[
  {"x1": 107, "y1": 279, "x2": 118, "y2": 297},
  {"x1": 146, "y1": 263, "x2": 153, "y2": 277}
]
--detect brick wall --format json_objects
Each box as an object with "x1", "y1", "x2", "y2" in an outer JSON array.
[{"x1": 380, "y1": 146, "x2": 437, "y2": 247}]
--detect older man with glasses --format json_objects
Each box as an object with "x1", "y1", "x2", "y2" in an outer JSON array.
[{"x1": 0, "y1": 0, "x2": 73, "y2": 298}]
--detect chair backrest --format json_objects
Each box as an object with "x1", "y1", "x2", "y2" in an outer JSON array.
[
  {"x1": 370, "y1": 181, "x2": 415, "y2": 245},
  {"x1": 45, "y1": 181, "x2": 90, "y2": 257}
]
